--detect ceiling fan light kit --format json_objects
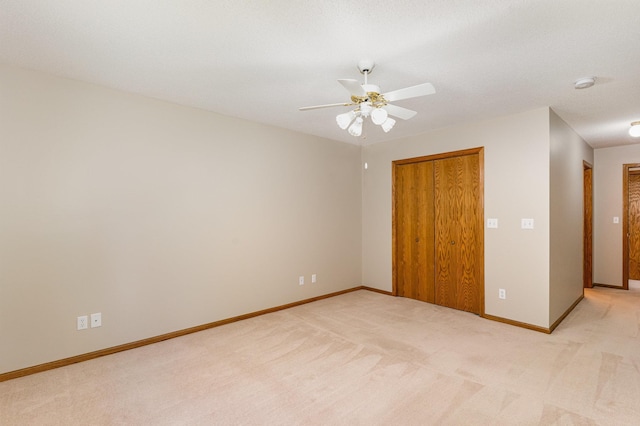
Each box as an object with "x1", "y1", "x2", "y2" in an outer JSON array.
[
  {"x1": 336, "y1": 110, "x2": 357, "y2": 129},
  {"x1": 371, "y1": 107, "x2": 388, "y2": 125},
  {"x1": 381, "y1": 117, "x2": 396, "y2": 133},
  {"x1": 348, "y1": 117, "x2": 364, "y2": 137},
  {"x1": 630, "y1": 121, "x2": 640, "y2": 138},
  {"x1": 300, "y1": 60, "x2": 435, "y2": 137}
]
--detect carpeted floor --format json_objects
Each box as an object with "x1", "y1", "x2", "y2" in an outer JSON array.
[{"x1": 2, "y1": 284, "x2": 640, "y2": 425}]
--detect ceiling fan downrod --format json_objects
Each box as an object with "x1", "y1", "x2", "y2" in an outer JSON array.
[{"x1": 358, "y1": 59, "x2": 375, "y2": 85}]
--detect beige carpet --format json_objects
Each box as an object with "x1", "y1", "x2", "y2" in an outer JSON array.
[{"x1": 2, "y1": 284, "x2": 640, "y2": 425}]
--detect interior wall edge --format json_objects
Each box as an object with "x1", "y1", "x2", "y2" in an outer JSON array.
[{"x1": 548, "y1": 293, "x2": 584, "y2": 333}]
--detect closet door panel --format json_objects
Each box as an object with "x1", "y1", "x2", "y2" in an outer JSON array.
[
  {"x1": 434, "y1": 154, "x2": 480, "y2": 314},
  {"x1": 394, "y1": 161, "x2": 435, "y2": 303}
]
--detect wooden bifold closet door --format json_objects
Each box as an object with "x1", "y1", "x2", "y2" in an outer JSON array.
[
  {"x1": 395, "y1": 160, "x2": 435, "y2": 303},
  {"x1": 393, "y1": 149, "x2": 483, "y2": 315}
]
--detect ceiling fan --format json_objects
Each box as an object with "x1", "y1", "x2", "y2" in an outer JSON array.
[{"x1": 299, "y1": 60, "x2": 436, "y2": 137}]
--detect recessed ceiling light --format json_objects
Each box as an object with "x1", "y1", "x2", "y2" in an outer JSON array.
[{"x1": 574, "y1": 77, "x2": 596, "y2": 89}]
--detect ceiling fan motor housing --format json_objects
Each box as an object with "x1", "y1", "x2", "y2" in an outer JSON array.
[{"x1": 362, "y1": 84, "x2": 380, "y2": 94}]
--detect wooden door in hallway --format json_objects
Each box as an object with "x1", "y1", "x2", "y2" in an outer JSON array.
[
  {"x1": 583, "y1": 162, "x2": 593, "y2": 288},
  {"x1": 623, "y1": 164, "x2": 640, "y2": 289},
  {"x1": 628, "y1": 170, "x2": 640, "y2": 280},
  {"x1": 393, "y1": 148, "x2": 484, "y2": 315}
]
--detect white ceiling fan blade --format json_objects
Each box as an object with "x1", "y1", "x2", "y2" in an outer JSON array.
[
  {"x1": 299, "y1": 102, "x2": 354, "y2": 111},
  {"x1": 383, "y1": 104, "x2": 417, "y2": 120},
  {"x1": 338, "y1": 79, "x2": 366, "y2": 97},
  {"x1": 382, "y1": 82, "x2": 435, "y2": 102}
]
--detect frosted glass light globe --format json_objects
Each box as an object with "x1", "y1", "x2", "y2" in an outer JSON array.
[
  {"x1": 371, "y1": 108, "x2": 388, "y2": 125},
  {"x1": 336, "y1": 111, "x2": 356, "y2": 130},
  {"x1": 348, "y1": 117, "x2": 364, "y2": 137}
]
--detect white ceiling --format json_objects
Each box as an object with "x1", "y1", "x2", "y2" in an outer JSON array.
[{"x1": 1, "y1": 0, "x2": 639, "y2": 148}]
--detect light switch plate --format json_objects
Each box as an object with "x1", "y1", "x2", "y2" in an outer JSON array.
[{"x1": 487, "y1": 218, "x2": 498, "y2": 229}]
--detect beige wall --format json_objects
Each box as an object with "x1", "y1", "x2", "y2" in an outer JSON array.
[
  {"x1": 593, "y1": 144, "x2": 640, "y2": 286},
  {"x1": 0, "y1": 63, "x2": 601, "y2": 375},
  {"x1": 548, "y1": 110, "x2": 594, "y2": 324},
  {"x1": 362, "y1": 108, "x2": 553, "y2": 327},
  {"x1": 0, "y1": 65, "x2": 363, "y2": 374}
]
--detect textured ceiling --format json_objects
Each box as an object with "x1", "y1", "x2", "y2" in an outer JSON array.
[{"x1": 1, "y1": 0, "x2": 639, "y2": 148}]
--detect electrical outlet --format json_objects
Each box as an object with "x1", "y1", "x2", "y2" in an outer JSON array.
[
  {"x1": 498, "y1": 289, "x2": 506, "y2": 300},
  {"x1": 311, "y1": 274, "x2": 317, "y2": 283},
  {"x1": 487, "y1": 218, "x2": 498, "y2": 229},
  {"x1": 90, "y1": 312, "x2": 102, "y2": 328},
  {"x1": 77, "y1": 315, "x2": 88, "y2": 330},
  {"x1": 521, "y1": 218, "x2": 534, "y2": 229},
  {"x1": 299, "y1": 276, "x2": 304, "y2": 286}
]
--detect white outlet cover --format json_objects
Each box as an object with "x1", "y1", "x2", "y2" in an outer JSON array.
[
  {"x1": 521, "y1": 218, "x2": 534, "y2": 229},
  {"x1": 77, "y1": 315, "x2": 88, "y2": 330},
  {"x1": 311, "y1": 274, "x2": 317, "y2": 283},
  {"x1": 299, "y1": 276, "x2": 304, "y2": 286},
  {"x1": 90, "y1": 312, "x2": 102, "y2": 328},
  {"x1": 487, "y1": 218, "x2": 498, "y2": 228}
]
